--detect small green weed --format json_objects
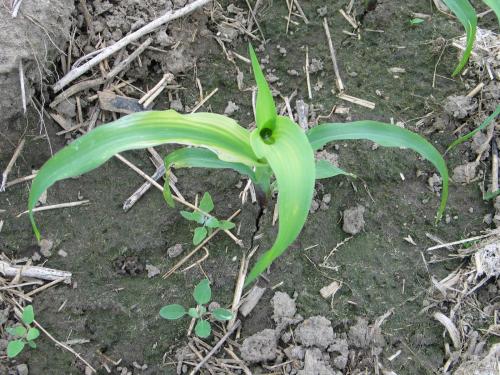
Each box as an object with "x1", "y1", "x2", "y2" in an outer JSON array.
[
  {"x1": 159, "y1": 279, "x2": 233, "y2": 338},
  {"x1": 410, "y1": 18, "x2": 425, "y2": 25},
  {"x1": 180, "y1": 192, "x2": 235, "y2": 245},
  {"x1": 6, "y1": 305, "x2": 40, "y2": 358}
]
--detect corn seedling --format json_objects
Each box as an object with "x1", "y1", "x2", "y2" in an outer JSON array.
[
  {"x1": 159, "y1": 279, "x2": 233, "y2": 338},
  {"x1": 6, "y1": 305, "x2": 40, "y2": 358},
  {"x1": 442, "y1": 0, "x2": 499, "y2": 76},
  {"x1": 28, "y1": 44, "x2": 449, "y2": 286},
  {"x1": 180, "y1": 192, "x2": 235, "y2": 245}
]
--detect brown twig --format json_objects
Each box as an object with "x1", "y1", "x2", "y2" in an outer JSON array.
[
  {"x1": 53, "y1": 0, "x2": 212, "y2": 91},
  {"x1": 323, "y1": 18, "x2": 344, "y2": 92},
  {"x1": 189, "y1": 320, "x2": 241, "y2": 375},
  {"x1": 1, "y1": 138, "x2": 26, "y2": 192}
]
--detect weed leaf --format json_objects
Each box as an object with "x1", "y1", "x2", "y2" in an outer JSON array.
[
  {"x1": 188, "y1": 308, "x2": 200, "y2": 318},
  {"x1": 8, "y1": 325, "x2": 27, "y2": 337},
  {"x1": 193, "y1": 279, "x2": 211, "y2": 305},
  {"x1": 195, "y1": 320, "x2": 211, "y2": 338},
  {"x1": 307, "y1": 121, "x2": 449, "y2": 222},
  {"x1": 193, "y1": 227, "x2": 208, "y2": 245},
  {"x1": 28, "y1": 341, "x2": 37, "y2": 349},
  {"x1": 218, "y1": 220, "x2": 236, "y2": 230},
  {"x1": 22, "y1": 305, "x2": 34, "y2": 325},
  {"x1": 28, "y1": 110, "x2": 262, "y2": 240},
  {"x1": 180, "y1": 211, "x2": 203, "y2": 223},
  {"x1": 7, "y1": 340, "x2": 25, "y2": 358},
  {"x1": 212, "y1": 308, "x2": 233, "y2": 321},
  {"x1": 199, "y1": 192, "x2": 214, "y2": 213},
  {"x1": 159, "y1": 304, "x2": 186, "y2": 320},
  {"x1": 315, "y1": 160, "x2": 355, "y2": 180},
  {"x1": 447, "y1": 104, "x2": 500, "y2": 152},
  {"x1": 442, "y1": 0, "x2": 477, "y2": 76},
  {"x1": 26, "y1": 328, "x2": 40, "y2": 341},
  {"x1": 204, "y1": 217, "x2": 220, "y2": 228},
  {"x1": 246, "y1": 116, "x2": 316, "y2": 285}
]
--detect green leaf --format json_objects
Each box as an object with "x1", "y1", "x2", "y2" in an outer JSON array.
[
  {"x1": 249, "y1": 44, "x2": 277, "y2": 133},
  {"x1": 193, "y1": 226, "x2": 207, "y2": 245},
  {"x1": 246, "y1": 116, "x2": 316, "y2": 286},
  {"x1": 22, "y1": 305, "x2": 34, "y2": 325},
  {"x1": 7, "y1": 325, "x2": 27, "y2": 337},
  {"x1": 188, "y1": 307, "x2": 200, "y2": 318},
  {"x1": 193, "y1": 279, "x2": 211, "y2": 305},
  {"x1": 26, "y1": 328, "x2": 40, "y2": 341},
  {"x1": 218, "y1": 220, "x2": 236, "y2": 230},
  {"x1": 204, "y1": 217, "x2": 220, "y2": 228},
  {"x1": 307, "y1": 121, "x2": 449, "y2": 222},
  {"x1": 7, "y1": 340, "x2": 25, "y2": 358},
  {"x1": 28, "y1": 110, "x2": 263, "y2": 240},
  {"x1": 159, "y1": 304, "x2": 186, "y2": 320},
  {"x1": 315, "y1": 159, "x2": 356, "y2": 180},
  {"x1": 163, "y1": 148, "x2": 258, "y2": 207},
  {"x1": 482, "y1": 0, "x2": 500, "y2": 26},
  {"x1": 180, "y1": 211, "x2": 203, "y2": 223},
  {"x1": 27, "y1": 341, "x2": 37, "y2": 349},
  {"x1": 442, "y1": 0, "x2": 477, "y2": 76},
  {"x1": 410, "y1": 18, "x2": 425, "y2": 25},
  {"x1": 199, "y1": 192, "x2": 214, "y2": 213},
  {"x1": 212, "y1": 308, "x2": 233, "y2": 321},
  {"x1": 447, "y1": 104, "x2": 500, "y2": 152},
  {"x1": 195, "y1": 320, "x2": 211, "y2": 338}
]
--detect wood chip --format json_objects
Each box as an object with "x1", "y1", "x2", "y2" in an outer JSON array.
[
  {"x1": 98, "y1": 91, "x2": 144, "y2": 114},
  {"x1": 320, "y1": 280, "x2": 342, "y2": 299},
  {"x1": 338, "y1": 93, "x2": 375, "y2": 109},
  {"x1": 239, "y1": 286, "x2": 266, "y2": 317}
]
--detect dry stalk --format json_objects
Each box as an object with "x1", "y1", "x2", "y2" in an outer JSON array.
[
  {"x1": 1, "y1": 138, "x2": 25, "y2": 192},
  {"x1": 53, "y1": 0, "x2": 212, "y2": 91}
]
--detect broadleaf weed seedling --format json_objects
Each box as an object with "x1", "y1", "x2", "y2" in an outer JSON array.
[
  {"x1": 180, "y1": 192, "x2": 236, "y2": 245},
  {"x1": 159, "y1": 279, "x2": 233, "y2": 338},
  {"x1": 6, "y1": 305, "x2": 40, "y2": 358}
]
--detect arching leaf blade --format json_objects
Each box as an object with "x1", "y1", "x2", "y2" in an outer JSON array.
[
  {"x1": 447, "y1": 104, "x2": 500, "y2": 152},
  {"x1": 315, "y1": 159, "x2": 356, "y2": 179},
  {"x1": 443, "y1": 0, "x2": 478, "y2": 76},
  {"x1": 245, "y1": 116, "x2": 315, "y2": 286},
  {"x1": 163, "y1": 148, "x2": 258, "y2": 207},
  {"x1": 482, "y1": 0, "x2": 500, "y2": 26},
  {"x1": 28, "y1": 110, "x2": 261, "y2": 240},
  {"x1": 307, "y1": 121, "x2": 448, "y2": 222},
  {"x1": 249, "y1": 44, "x2": 276, "y2": 131}
]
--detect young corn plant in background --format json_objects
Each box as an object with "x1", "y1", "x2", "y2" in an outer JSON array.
[
  {"x1": 159, "y1": 279, "x2": 233, "y2": 338},
  {"x1": 442, "y1": 0, "x2": 499, "y2": 76},
  {"x1": 179, "y1": 192, "x2": 236, "y2": 245},
  {"x1": 28, "y1": 45, "x2": 449, "y2": 286}
]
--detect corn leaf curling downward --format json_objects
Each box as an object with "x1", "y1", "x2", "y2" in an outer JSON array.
[
  {"x1": 28, "y1": 110, "x2": 262, "y2": 240},
  {"x1": 245, "y1": 116, "x2": 316, "y2": 286},
  {"x1": 307, "y1": 121, "x2": 449, "y2": 222}
]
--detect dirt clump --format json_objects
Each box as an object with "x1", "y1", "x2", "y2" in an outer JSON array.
[
  {"x1": 452, "y1": 161, "x2": 479, "y2": 184},
  {"x1": 342, "y1": 205, "x2": 365, "y2": 235},
  {"x1": 0, "y1": 0, "x2": 73, "y2": 123},
  {"x1": 240, "y1": 329, "x2": 278, "y2": 363},
  {"x1": 443, "y1": 95, "x2": 478, "y2": 119},
  {"x1": 298, "y1": 348, "x2": 339, "y2": 375},
  {"x1": 294, "y1": 316, "x2": 334, "y2": 349},
  {"x1": 348, "y1": 317, "x2": 386, "y2": 354}
]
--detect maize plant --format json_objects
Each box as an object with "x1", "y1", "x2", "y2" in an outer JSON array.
[{"x1": 28, "y1": 45, "x2": 449, "y2": 285}]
